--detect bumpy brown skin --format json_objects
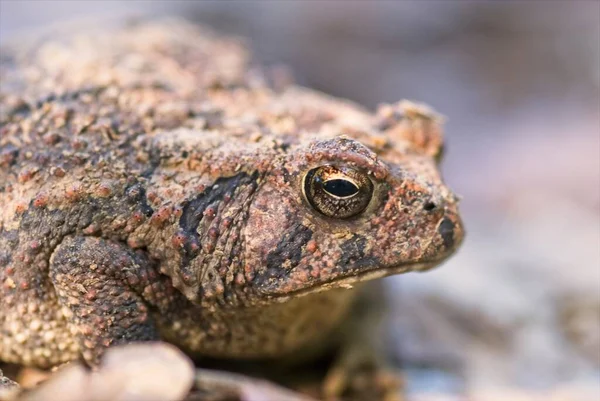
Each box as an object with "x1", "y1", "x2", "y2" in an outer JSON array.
[{"x1": 0, "y1": 20, "x2": 464, "y2": 369}]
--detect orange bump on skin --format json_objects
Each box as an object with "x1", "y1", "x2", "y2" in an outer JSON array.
[
  {"x1": 95, "y1": 182, "x2": 113, "y2": 198},
  {"x1": 235, "y1": 273, "x2": 245, "y2": 285},
  {"x1": 127, "y1": 237, "x2": 145, "y2": 249},
  {"x1": 171, "y1": 232, "x2": 187, "y2": 248},
  {"x1": 151, "y1": 206, "x2": 172, "y2": 225},
  {"x1": 173, "y1": 207, "x2": 183, "y2": 219},
  {"x1": 65, "y1": 182, "x2": 83, "y2": 201},
  {"x1": 71, "y1": 138, "x2": 88, "y2": 150},
  {"x1": 17, "y1": 167, "x2": 38, "y2": 183},
  {"x1": 130, "y1": 211, "x2": 146, "y2": 224},
  {"x1": 82, "y1": 224, "x2": 100, "y2": 235},
  {"x1": 14, "y1": 203, "x2": 27, "y2": 215},
  {"x1": 147, "y1": 191, "x2": 158, "y2": 203},
  {"x1": 84, "y1": 289, "x2": 97, "y2": 301},
  {"x1": 51, "y1": 166, "x2": 66, "y2": 177},
  {"x1": 32, "y1": 192, "x2": 49, "y2": 208},
  {"x1": 306, "y1": 240, "x2": 318, "y2": 253},
  {"x1": 4, "y1": 278, "x2": 16, "y2": 289},
  {"x1": 42, "y1": 132, "x2": 61, "y2": 145},
  {"x1": 203, "y1": 207, "x2": 216, "y2": 218}
]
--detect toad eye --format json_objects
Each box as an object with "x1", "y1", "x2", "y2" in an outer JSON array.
[
  {"x1": 303, "y1": 165, "x2": 374, "y2": 219},
  {"x1": 323, "y1": 179, "x2": 359, "y2": 198}
]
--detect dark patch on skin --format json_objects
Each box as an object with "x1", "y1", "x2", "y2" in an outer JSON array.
[
  {"x1": 0, "y1": 146, "x2": 20, "y2": 169},
  {"x1": 0, "y1": 229, "x2": 19, "y2": 248},
  {"x1": 125, "y1": 183, "x2": 154, "y2": 217},
  {"x1": 140, "y1": 146, "x2": 162, "y2": 178},
  {"x1": 0, "y1": 251, "x2": 10, "y2": 267},
  {"x1": 33, "y1": 86, "x2": 106, "y2": 109},
  {"x1": 20, "y1": 207, "x2": 66, "y2": 233},
  {"x1": 2, "y1": 86, "x2": 108, "y2": 121},
  {"x1": 434, "y1": 142, "x2": 446, "y2": 164},
  {"x1": 263, "y1": 223, "x2": 313, "y2": 280},
  {"x1": 438, "y1": 218, "x2": 455, "y2": 249},
  {"x1": 178, "y1": 172, "x2": 258, "y2": 266},
  {"x1": 194, "y1": 110, "x2": 223, "y2": 130},
  {"x1": 423, "y1": 201, "x2": 437, "y2": 211},
  {"x1": 180, "y1": 173, "x2": 249, "y2": 234},
  {"x1": 279, "y1": 166, "x2": 293, "y2": 184},
  {"x1": 5, "y1": 102, "x2": 31, "y2": 119},
  {"x1": 0, "y1": 230, "x2": 18, "y2": 271},
  {"x1": 350, "y1": 256, "x2": 380, "y2": 270},
  {"x1": 339, "y1": 235, "x2": 367, "y2": 266},
  {"x1": 274, "y1": 139, "x2": 293, "y2": 153}
]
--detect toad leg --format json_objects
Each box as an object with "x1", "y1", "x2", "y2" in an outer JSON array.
[
  {"x1": 323, "y1": 283, "x2": 404, "y2": 401},
  {"x1": 49, "y1": 236, "x2": 161, "y2": 366}
]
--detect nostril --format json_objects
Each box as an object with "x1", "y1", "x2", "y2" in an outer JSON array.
[
  {"x1": 438, "y1": 218, "x2": 455, "y2": 249},
  {"x1": 423, "y1": 201, "x2": 437, "y2": 211}
]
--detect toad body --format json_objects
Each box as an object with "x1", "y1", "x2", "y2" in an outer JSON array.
[{"x1": 0, "y1": 20, "x2": 464, "y2": 369}]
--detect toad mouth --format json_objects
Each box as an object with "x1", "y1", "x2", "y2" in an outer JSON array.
[{"x1": 263, "y1": 259, "x2": 444, "y2": 301}]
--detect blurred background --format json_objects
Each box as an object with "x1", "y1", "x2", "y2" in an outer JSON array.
[{"x1": 1, "y1": 1, "x2": 599, "y2": 400}]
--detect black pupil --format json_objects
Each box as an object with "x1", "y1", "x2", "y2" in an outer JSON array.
[{"x1": 323, "y1": 179, "x2": 359, "y2": 197}]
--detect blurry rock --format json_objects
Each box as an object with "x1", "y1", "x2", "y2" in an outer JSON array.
[
  {"x1": 19, "y1": 342, "x2": 194, "y2": 401},
  {"x1": 14, "y1": 342, "x2": 318, "y2": 401},
  {"x1": 0, "y1": 370, "x2": 19, "y2": 401},
  {"x1": 192, "y1": 368, "x2": 317, "y2": 401},
  {"x1": 92, "y1": 342, "x2": 195, "y2": 401},
  {"x1": 18, "y1": 364, "x2": 88, "y2": 401},
  {"x1": 15, "y1": 367, "x2": 52, "y2": 389},
  {"x1": 558, "y1": 295, "x2": 600, "y2": 366},
  {"x1": 0, "y1": 370, "x2": 18, "y2": 388}
]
